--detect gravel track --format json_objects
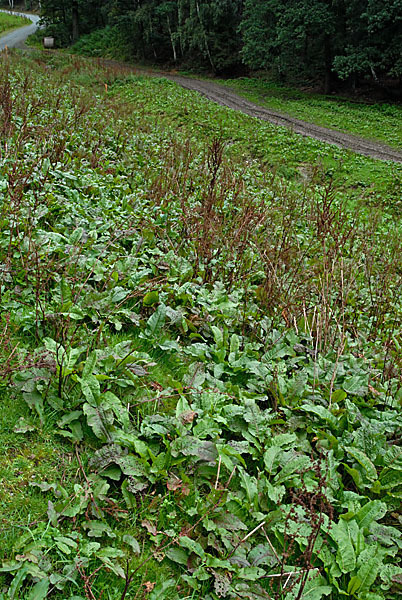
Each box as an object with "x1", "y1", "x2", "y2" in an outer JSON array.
[{"x1": 161, "y1": 74, "x2": 402, "y2": 163}]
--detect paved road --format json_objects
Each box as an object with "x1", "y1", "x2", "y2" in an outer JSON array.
[{"x1": 0, "y1": 10, "x2": 40, "y2": 50}]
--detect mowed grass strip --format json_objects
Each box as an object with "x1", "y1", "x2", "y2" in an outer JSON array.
[
  {"x1": 219, "y1": 76, "x2": 402, "y2": 150},
  {"x1": 0, "y1": 12, "x2": 30, "y2": 36}
]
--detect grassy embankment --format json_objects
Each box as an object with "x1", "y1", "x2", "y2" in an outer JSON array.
[
  {"x1": 0, "y1": 51, "x2": 401, "y2": 600},
  {"x1": 0, "y1": 12, "x2": 30, "y2": 36}
]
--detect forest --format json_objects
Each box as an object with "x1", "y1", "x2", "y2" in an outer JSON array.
[{"x1": 37, "y1": 0, "x2": 402, "y2": 94}]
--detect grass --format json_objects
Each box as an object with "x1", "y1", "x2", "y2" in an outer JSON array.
[
  {"x1": 33, "y1": 25, "x2": 402, "y2": 151},
  {"x1": 0, "y1": 389, "x2": 78, "y2": 558},
  {"x1": 29, "y1": 21, "x2": 402, "y2": 152},
  {"x1": 218, "y1": 76, "x2": 402, "y2": 150},
  {"x1": 109, "y1": 69, "x2": 401, "y2": 213},
  {"x1": 0, "y1": 12, "x2": 30, "y2": 36},
  {"x1": 0, "y1": 51, "x2": 401, "y2": 599}
]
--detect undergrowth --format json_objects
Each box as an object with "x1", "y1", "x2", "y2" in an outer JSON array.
[{"x1": 0, "y1": 51, "x2": 401, "y2": 600}]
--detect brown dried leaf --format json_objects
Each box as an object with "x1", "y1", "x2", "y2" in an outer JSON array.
[
  {"x1": 180, "y1": 410, "x2": 197, "y2": 424},
  {"x1": 141, "y1": 519, "x2": 158, "y2": 536},
  {"x1": 181, "y1": 483, "x2": 190, "y2": 496},
  {"x1": 143, "y1": 581, "x2": 156, "y2": 593},
  {"x1": 167, "y1": 475, "x2": 183, "y2": 491}
]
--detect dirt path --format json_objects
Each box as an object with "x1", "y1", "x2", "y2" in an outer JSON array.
[
  {"x1": 161, "y1": 75, "x2": 402, "y2": 163},
  {"x1": 101, "y1": 59, "x2": 402, "y2": 163}
]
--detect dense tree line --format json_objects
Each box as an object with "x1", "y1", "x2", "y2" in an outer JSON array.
[{"x1": 39, "y1": 0, "x2": 402, "y2": 92}]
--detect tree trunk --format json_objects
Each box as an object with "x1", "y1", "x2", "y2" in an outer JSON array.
[
  {"x1": 195, "y1": 0, "x2": 215, "y2": 72},
  {"x1": 72, "y1": 0, "x2": 79, "y2": 42},
  {"x1": 324, "y1": 35, "x2": 332, "y2": 94},
  {"x1": 167, "y1": 16, "x2": 177, "y2": 62}
]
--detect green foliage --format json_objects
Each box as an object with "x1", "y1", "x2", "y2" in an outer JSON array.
[
  {"x1": 0, "y1": 52, "x2": 401, "y2": 599},
  {"x1": 218, "y1": 77, "x2": 402, "y2": 150},
  {"x1": 41, "y1": 0, "x2": 244, "y2": 73},
  {"x1": 241, "y1": 0, "x2": 402, "y2": 90},
  {"x1": 39, "y1": 0, "x2": 402, "y2": 88},
  {"x1": 71, "y1": 25, "x2": 134, "y2": 61},
  {"x1": 0, "y1": 12, "x2": 30, "y2": 34}
]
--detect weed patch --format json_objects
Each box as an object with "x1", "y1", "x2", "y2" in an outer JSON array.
[{"x1": 0, "y1": 52, "x2": 401, "y2": 600}]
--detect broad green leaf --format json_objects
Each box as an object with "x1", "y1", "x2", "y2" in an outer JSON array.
[
  {"x1": 299, "y1": 585, "x2": 332, "y2": 600},
  {"x1": 27, "y1": 578, "x2": 49, "y2": 600},
  {"x1": 13, "y1": 417, "x2": 35, "y2": 434},
  {"x1": 333, "y1": 519, "x2": 356, "y2": 573},
  {"x1": 369, "y1": 522, "x2": 402, "y2": 548},
  {"x1": 47, "y1": 500, "x2": 58, "y2": 527},
  {"x1": 380, "y1": 564, "x2": 402, "y2": 589},
  {"x1": 271, "y1": 433, "x2": 297, "y2": 447},
  {"x1": 356, "y1": 500, "x2": 387, "y2": 530},
  {"x1": 179, "y1": 536, "x2": 205, "y2": 558},
  {"x1": 83, "y1": 403, "x2": 110, "y2": 439},
  {"x1": 331, "y1": 389, "x2": 347, "y2": 403},
  {"x1": 379, "y1": 467, "x2": 402, "y2": 490},
  {"x1": 343, "y1": 464, "x2": 363, "y2": 488},
  {"x1": 234, "y1": 583, "x2": 273, "y2": 598},
  {"x1": 83, "y1": 521, "x2": 116, "y2": 538},
  {"x1": 111, "y1": 287, "x2": 129, "y2": 303},
  {"x1": 102, "y1": 465, "x2": 121, "y2": 480},
  {"x1": 54, "y1": 535, "x2": 77, "y2": 554},
  {"x1": 343, "y1": 375, "x2": 368, "y2": 396},
  {"x1": 149, "y1": 579, "x2": 176, "y2": 600},
  {"x1": 121, "y1": 479, "x2": 137, "y2": 509},
  {"x1": 355, "y1": 546, "x2": 383, "y2": 593},
  {"x1": 238, "y1": 467, "x2": 258, "y2": 505},
  {"x1": 265, "y1": 480, "x2": 285, "y2": 503},
  {"x1": 165, "y1": 547, "x2": 188, "y2": 565},
  {"x1": 230, "y1": 333, "x2": 240, "y2": 354},
  {"x1": 264, "y1": 446, "x2": 282, "y2": 475},
  {"x1": 122, "y1": 535, "x2": 140, "y2": 554},
  {"x1": 176, "y1": 394, "x2": 191, "y2": 419},
  {"x1": 79, "y1": 374, "x2": 100, "y2": 406},
  {"x1": 8, "y1": 567, "x2": 28, "y2": 600},
  {"x1": 274, "y1": 455, "x2": 312, "y2": 484},
  {"x1": 57, "y1": 411, "x2": 83, "y2": 428},
  {"x1": 143, "y1": 290, "x2": 159, "y2": 306},
  {"x1": 344, "y1": 447, "x2": 377, "y2": 481},
  {"x1": 82, "y1": 352, "x2": 97, "y2": 380},
  {"x1": 236, "y1": 567, "x2": 265, "y2": 580},
  {"x1": 348, "y1": 575, "x2": 362, "y2": 595},
  {"x1": 69, "y1": 227, "x2": 84, "y2": 244},
  {"x1": 97, "y1": 547, "x2": 125, "y2": 559},
  {"x1": 300, "y1": 403, "x2": 337, "y2": 427},
  {"x1": 22, "y1": 392, "x2": 44, "y2": 425},
  {"x1": 98, "y1": 557, "x2": 125, "y2": 578},
  {"x1": 205, "y1": 556, "x2": 234, "y2": 569},
  {"x1": 146, "y1": 304, "x2": 166, "y2": 336},
  {"x1": 183, "y1": 362, "x2": 206, "y2": 388},
  {"x1": 382, "y1": 447, "x2": 402, "y2": 470},
  {"x1": 117, "y1": 454, "x2": 147, "y2": 477},
  {"x1": 103, "y1": 391, "x2": 129, "y2": 429},
  {"x1": 211, "y1": 325, "x2": 224, "y2": 348}
]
